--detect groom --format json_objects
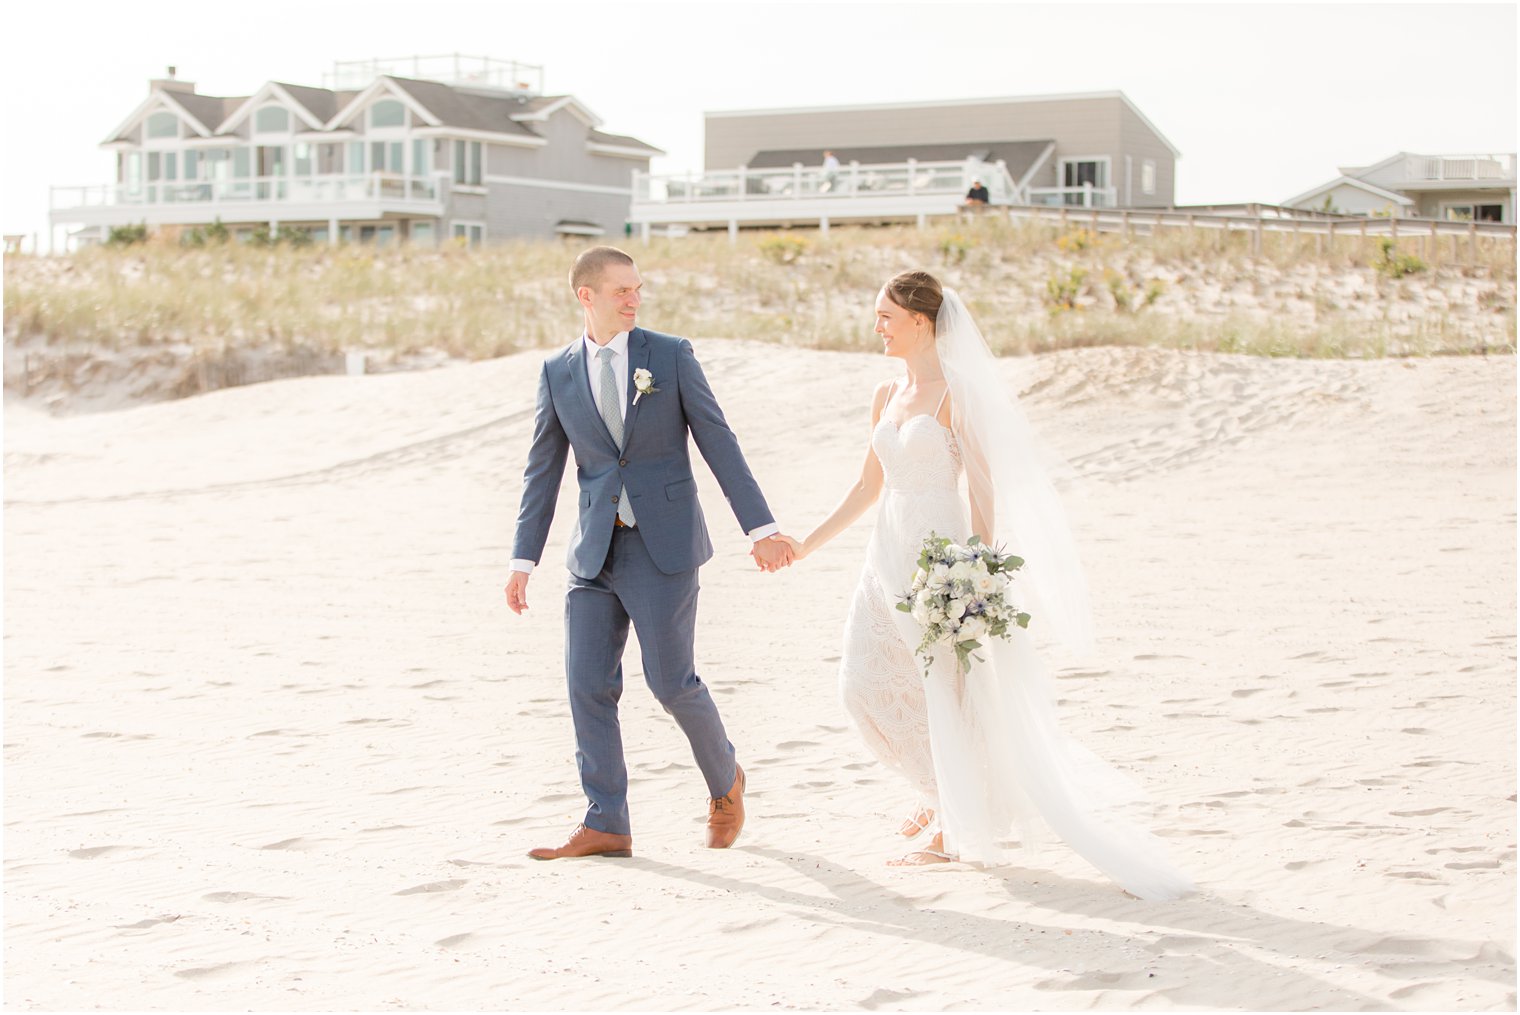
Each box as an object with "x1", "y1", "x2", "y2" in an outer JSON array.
[{"x1": 505, "y1": 246, "x2": 794, "y2": 860}]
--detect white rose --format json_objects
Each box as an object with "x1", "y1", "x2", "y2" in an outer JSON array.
[
  {"x1": 949, "y1": 561, "x2": 975, "y2": 582},
  {"x1": 911, "y1": 600, "x2": 931, "y2": 624},
  {"x1": 961, "y1": 615, "x2": 988, "y2": 640},
  {"x1": 974, "y1": 572, "x2": 997, "y2": 594},
  {"x1": 931, "y1": 563, "x2": 950, "y2": 580},
  {"x1": 948, "y1": 597, "x2": 970, "y2": 620}
]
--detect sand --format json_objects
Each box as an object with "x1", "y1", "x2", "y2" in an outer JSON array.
[{"x1": 3, "y1": 342, "x2": 1514, "y2": 1010}]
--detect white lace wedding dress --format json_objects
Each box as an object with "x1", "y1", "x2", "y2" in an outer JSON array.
[{"x1": 838, "y1": 394, "x2": 1195, "y2": 901}]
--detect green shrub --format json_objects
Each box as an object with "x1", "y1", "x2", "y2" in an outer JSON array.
[
  {"x1": 1371, "y1": 238, "x2": 1427, "y2": 278},
  {"x1": 106, "y1": 223, "x2": 149, "y2": 247},
  {"x1": 1045, "y1": 265, "x2": 1088, "y2": 313},
  {"x1": 758, "y1": 233, "x2": 809, "y2": 265},
  {"x1": 938, "y1": 232, "x2": 972, "y2": 263}
]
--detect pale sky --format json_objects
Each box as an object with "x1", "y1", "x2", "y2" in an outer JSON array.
[{"x1": 2, "y1": 0, "x2": 1515, "y2": 246}]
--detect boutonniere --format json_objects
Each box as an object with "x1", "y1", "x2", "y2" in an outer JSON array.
[{"x1": 632, "y1": 368, "x2": 659, "y2": 405}]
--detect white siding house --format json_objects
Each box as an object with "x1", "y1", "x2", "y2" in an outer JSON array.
[{"x1": 49, "y1": 57, "x2": 662, "y2": 250}]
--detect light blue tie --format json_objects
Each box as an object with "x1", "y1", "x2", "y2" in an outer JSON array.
[{"x1": 598, "y1": 347, "x2": 636, "y2": 527}]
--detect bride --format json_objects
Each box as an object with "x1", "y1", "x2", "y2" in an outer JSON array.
[{"x1": 780, "y1": 270, "x2": 1195, "y2": 901}]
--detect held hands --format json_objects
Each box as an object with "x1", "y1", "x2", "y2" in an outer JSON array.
[
  {"x1": 751, "y1": 533, "x2": 807, "y2": 573},
  {"x1": 751, "y1": 533, "x2": 798, "y2": 573}
]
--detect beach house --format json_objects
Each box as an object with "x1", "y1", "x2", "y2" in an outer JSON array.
[
  {"x1": 629, "y1": 91, "x2": 1180, "y2": 236},
  {"x1": 48, "y1": 56, "x2": 663, "y2": 250},
  {"x1": 1284, "y1": 152, "x2": 1516, "y2": 222}
]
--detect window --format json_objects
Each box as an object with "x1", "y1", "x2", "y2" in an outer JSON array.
[
  {"x1": 370, "y1": 100, "x2": 405, "y2": 128},
  {"x1": 348, "y1": 141, "x2": 366, "y2": 174},
  {"x1": 452, "y1": 222, "x2": 484, "y2": 246},
  {"x1": 146, "y1": 111, "x2": 179, "y2": 139},
  {"x1": 293, "y1": 142, "x2": 314, "y2": 176},
  {"x1": 255, "y1": 105, "x2": 290, "y2": 133},
  {"x1": 1141, "y1": 159, "x2": 1156, "y2": 196},
  {"x1": 453, "y1": 140, "x2": 483, "y2": 185},
  {"x1": 318, "y1": 143, "x2": 343, "y2": 175},
  {"x1": 410, "y1": 221, "x2": 435, "y2": 245},
  {"x1": 163, "y1": 152, "x2": 177, "y2": 182},
  {"x1": 1447, "y1": 204, "x2": 1505, "y2": 222},
  {"x1": 1062, "y1": 159, "x2": 1108, "y2": 189},
  {"x1": 147, "y1": 152, "x2": 162, "y2": 181},
  {"x1": 370, "y1": 140, "x2": 405, "y2": 173},
  {"x1": 412, "y1": 139, "x2": 431, "y2": 176},
  {"x1": 232, "y1": 147, "x2": 252, "y2": 178},
  {"x1": 257, "y1": 146, "x2": 285, "y2": 176}
]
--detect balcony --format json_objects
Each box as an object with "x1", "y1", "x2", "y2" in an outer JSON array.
[
  {"x1": 629, "y1": 158, "x2": 1124, "y2": 236},
  {"x1": 49, "y1": 174, "x2": 446, "y2": 230},
  {"x1": 1401, "y1": 153, "x2": 1516, "y2": 186}
]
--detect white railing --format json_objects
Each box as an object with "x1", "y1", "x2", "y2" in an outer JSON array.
[
  {"x1": 1403, "y1": 153, "x2": 1516, "y2": 182},
  {"x1": 1026, "y1": 185, "x2": 1120, "y2": 209},
  {"x1": 634, "y1": 158, "x2": 1016, "y2": 205},
  {"x1": 50, "y1": 174, "x2": 440, "y2": 211}
]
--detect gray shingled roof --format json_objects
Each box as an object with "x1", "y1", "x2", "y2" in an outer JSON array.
[
  {"x1": 747, "y1": 140, "x2": 1054, "y2": 178},
  {"x1": 110, "y1": 76, "x2": 658, "y2": 150},
  {"x1": 385, "y1": 76, "x2": 542, "y2": 137},
  {"x1": 589, "y1": 129, "x2": 664, "y2": 155},
  {"x1": 167, "y1": 90, "x2": 240, "y2": 133},
  {"x1": 273, "y1": 81, "x2": 343, "y2": 124}
]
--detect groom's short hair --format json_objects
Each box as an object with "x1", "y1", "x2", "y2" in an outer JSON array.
[{"x1": 570, "y1": 246, "x2": 636, "y2": 294}]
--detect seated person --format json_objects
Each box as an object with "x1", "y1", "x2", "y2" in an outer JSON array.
[{"x1": 964, "y1": 179, "x2": 990, "y2": 206}]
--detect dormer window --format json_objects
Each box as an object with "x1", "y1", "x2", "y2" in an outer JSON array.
[
  {"x1": 370, "y1": 100, "x2": 405, "y2": 128},
  {"x1": 146, "y1": 111, "x2": 179, "y2": 139},
  {"x1": 254, "y1": 105, "x2": 290, "y2": 133}
]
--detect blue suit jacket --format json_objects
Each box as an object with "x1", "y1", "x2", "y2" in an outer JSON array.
[{"x1": 512, "y1": 328, "x2": 774, "y2": 579}]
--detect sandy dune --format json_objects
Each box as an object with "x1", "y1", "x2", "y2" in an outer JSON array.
[{"x1": 4, "y1": 342, "x2": 1514, "y2": 1010}]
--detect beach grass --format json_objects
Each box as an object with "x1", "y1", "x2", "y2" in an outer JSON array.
[{"x1": 5, "y1": 219, "x2": 1514, "y2": 365}]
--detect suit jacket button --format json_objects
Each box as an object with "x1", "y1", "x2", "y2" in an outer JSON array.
[
  {"x1": 611, "y1": 496, "x2": 619, "y2": 504},
  {"x1": 619, "y1": 459, "x2": 628, "y2": 467}
]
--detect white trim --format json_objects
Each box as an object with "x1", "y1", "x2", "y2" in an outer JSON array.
[
  {"x1": 511, "y1": 95, "x2": 602, "y2": 127},
  {"x1": 414, "y1": 125, "x2": 546, "y2": 148},
  {"x1": 554, "y1": 222, "x2": 606, "y2": 236},
  {"x1": 484, "y1": 174, "x2": 632, "y2": 195},
  {"x1": 1058, "y1": 154, "x2": 1113, "y2": 190},
  {"x1": 707, "y1": 90, "x2": 1182, "y2": 158},
  {"x1": 1336, "y1": 151, "x2": 1413, "y2": 180},
  {"x1": 1141, "y1": 158, "x2": 1157, "y2": 196},
  {"x1": 1016, "y1": 142, "x2": 1056, "y2": 190},
  {"x1": 221, "y1": 82, "x2": 325, "y2": 135},
  {"x1": 103, "y1": 91, "x2": 212, "y2": 144},
  {"x1": 329, "y1": 78, "x2": 441, "y2": 131},
  {"x1": 452, "y1": 184, "x2": 487, "y2": 195},
  {"x1": 586, "y1": 142, "x2": 658, "y2": 159},
  {"x1": 1283, "y1": 175, "x2": 1414, "y2": 208}
]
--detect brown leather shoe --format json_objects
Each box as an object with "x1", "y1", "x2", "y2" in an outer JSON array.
[
  {"x1": 705, "y1": 764, "x2": 746, "y2": 848},
  {"x1": 528, "y1": 823, "x2": 633, "y2": 860}
]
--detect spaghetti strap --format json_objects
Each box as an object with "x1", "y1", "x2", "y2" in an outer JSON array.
[{"x1": 933, "y1": 385, "x2": 950, "y2": 418}]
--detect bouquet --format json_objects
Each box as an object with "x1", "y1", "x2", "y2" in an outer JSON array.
[{"x1": 897, "y1": 533, "x2": 1030, "y2": 674}]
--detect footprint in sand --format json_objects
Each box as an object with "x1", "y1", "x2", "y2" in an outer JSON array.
[
  {"x1": 395, "y1": 879, "x2": 467, "y2": 896},
  {"x1": 68, "y1": 845, "x2": 139, "y2": 859}
]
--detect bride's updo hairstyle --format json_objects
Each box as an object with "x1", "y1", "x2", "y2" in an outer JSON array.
[{"x1": 883, "y1": 270, "x2": 944, "y2": 332}]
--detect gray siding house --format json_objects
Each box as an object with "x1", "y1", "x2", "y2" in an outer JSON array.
[
  {"x1": 703, "y1": 91, "x2": 1180, "y2": 208},
  {"x1": 49, "y1": 57, "x2": 662, "y2": 249}
]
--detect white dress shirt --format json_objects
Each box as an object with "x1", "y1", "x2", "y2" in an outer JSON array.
[{"x1": 509, "y1": 332, "x2": 777, "y2": 574}]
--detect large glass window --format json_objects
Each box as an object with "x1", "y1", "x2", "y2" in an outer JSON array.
[
  {"x1": 410, "y1": 221, "x2": 435, "y2": 245},
  {"x1": 146, "y1": 111, "x2": 179, "y2": 139},
  {"x1": 348, "y1": 141, "x2": 365, "y2": 174},
  {"x1": 369, "y1": 140, "x2": 406, "y2": 173},
  {"x1": 318, "y1": 143, "x2": 343, "y2": 175},
  {"x1": 412, "y1": 139, "x2": 430, "y2": 177},
  {"x1": 147, "y1": 152, "x2": 162, "y2": 181},
  {"x1": 1141, "y1": 160, "x2": 1156, "y2": 195},
  {"x1": 232, "y1": 148, "x2": 252, "y2": 178},
  {"x1": 184, "y1": 150, "x2": 200, "y2": 181},
  {"x1": 255, "y1": 105, "x2": 290, "y2": 133},
  {"x1": 453, "y1": 140, "x2": 483, "y2": 185},
  {"x1": 164, "y1": 152, "x2": 177, "y2": 181},
  {"x1": 293, "y1": 142, "x2": 314, "y2": 176},
  {"x1": 370, "y1": 100, "x2": 405, "y2": 128},
  {"x1": 257, "y1": 146, "x2": 285, "y2": 176}
]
